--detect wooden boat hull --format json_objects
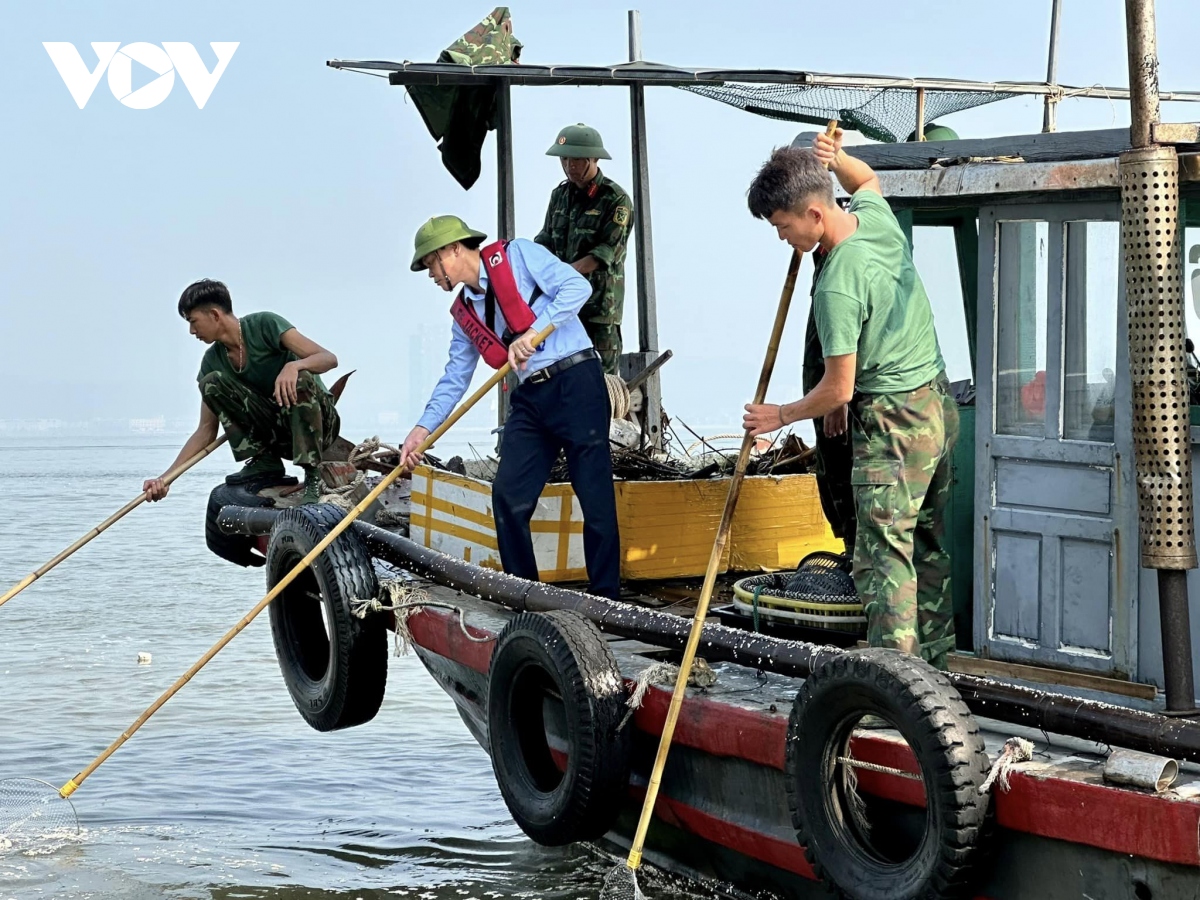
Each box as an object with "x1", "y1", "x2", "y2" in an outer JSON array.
[{"x1": 406, "y1": 595, "x2": 1200, "y2": 900}]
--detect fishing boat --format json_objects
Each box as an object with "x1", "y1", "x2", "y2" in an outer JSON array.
[{"x1": 207, "y1": 7, "x2": 1200, "y2": 899}]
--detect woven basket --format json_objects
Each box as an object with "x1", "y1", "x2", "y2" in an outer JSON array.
[{"x1": 732, "y1": 551, "x2": 864, "y2": 634}]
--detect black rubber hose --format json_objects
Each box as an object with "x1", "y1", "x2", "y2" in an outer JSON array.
[
  {"x1": 352, "y1": 520, "x2": 1200, "y2": 765},
  {"x1": 216, "y1": 505, "x2": 283, "y2": 537}
]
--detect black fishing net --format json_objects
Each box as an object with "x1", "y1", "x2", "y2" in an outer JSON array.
[{"x1": 678, "y1": 82, "x2": 1015, "y2": 143}]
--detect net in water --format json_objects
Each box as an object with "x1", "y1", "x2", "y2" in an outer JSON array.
[
  {"x1": 0, "y1": 778, "x2": 80, "y2": 854},
  {"x1": 600, "y1": 863, "x2": 646, "y2": 900}
]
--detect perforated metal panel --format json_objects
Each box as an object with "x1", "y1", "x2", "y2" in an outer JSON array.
[{"x1": 1120, "y1": 146, "x2": 1198, "y2": 569}]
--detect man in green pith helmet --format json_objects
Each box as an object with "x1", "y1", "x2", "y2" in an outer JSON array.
[
  {"x1": 534, "y1": 123, "x2": 633, "y2": 375},
  {"x1": 400, "y1": 215, "x2": 621, "y2": 600}
]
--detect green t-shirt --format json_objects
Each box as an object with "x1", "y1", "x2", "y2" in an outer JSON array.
[
  {"x1": 198, "y1": 311, "x2": 326, "y2": 397},
  {"x1": 813, "y1": 191, "x2": 945, "y2": 394}
]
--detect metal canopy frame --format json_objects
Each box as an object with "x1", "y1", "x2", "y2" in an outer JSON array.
[{"x1": 327, "y1": 58, "x2": 1200, "y2": 102}]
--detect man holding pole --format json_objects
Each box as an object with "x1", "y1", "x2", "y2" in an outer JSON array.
[
  {"x1": 742, "y1": 130, "x2": 958, "y2": 669},
  {"x1": 400, "y1": 216, "x2": 621, "y2": 600},
  {"x1": 143, "y1": 279, "x2": 341, "y2": 505}
]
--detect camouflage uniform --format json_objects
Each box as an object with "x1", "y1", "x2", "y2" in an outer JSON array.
[
  {"x1": 441, "y1": 6, "x2": 522, "y2": 65},
  {"x1": 199, "y1": 369, "x2": 339, "y2": 468},
  {"x1": 850, "y1": 374, "x2": 959, "y2": 669},
  {"x1": 534, "y1": 171, "x2": 632, "y2": 374},
  {"x1": 407, "y1": 7, "x2": 522, "y2": 190}
]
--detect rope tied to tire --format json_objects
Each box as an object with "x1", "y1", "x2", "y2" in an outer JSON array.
[
  {"x1": 350, "y1": 577, "x2": 495, "y2": 656},
  {"x1": 617, "y1": 659, "x2": 718, "y2": 731},
  {"x1": 980, "y1": 736, "x2": 1034, "y2": 794}
]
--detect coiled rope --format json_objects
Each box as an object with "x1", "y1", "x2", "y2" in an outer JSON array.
[
  {"x1": 318, "y1": 436, "x2": 402, "y2": 509},
  {"x1": 606, "y1": 374, "x2": 631, "y2": 420}
]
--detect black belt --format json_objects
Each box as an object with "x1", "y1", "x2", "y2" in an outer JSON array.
[{"x1": 525, "y1": 348, "x2": 599, "y2": 384}]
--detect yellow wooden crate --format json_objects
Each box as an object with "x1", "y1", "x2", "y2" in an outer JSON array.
[{"x1": 409, "y1": 465, "x2": 840, "y2": 583}]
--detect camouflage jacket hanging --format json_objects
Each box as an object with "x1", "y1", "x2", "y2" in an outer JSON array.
[{"x1": 407, "y1": 7, "x2": 522, "y2": 189}]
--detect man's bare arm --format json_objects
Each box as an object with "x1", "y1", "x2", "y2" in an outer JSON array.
[
  {"x1": 743, "y1": 354, "x2": 856, "y2": 436},
  {"x1": 143, "y1": 402, "x2": 220, "y2": 501},
  {"x1": 813, "y1": 128, "x2": 881, "y2": 196},
  {"x1": 276, "y1": 328, "x2": 337, "y2": 407},
  {"x1": 280, "y1": 328, "x2": 337, "y2": 375}
]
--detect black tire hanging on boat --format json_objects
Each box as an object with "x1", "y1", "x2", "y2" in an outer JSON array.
[
  {"x1": 786, "y1": 648, "x2": 992, "y2": 900},
  {"x1": 265, "y1": 504, "x2": 387, "y2": 732},
  {"x1": 487, "y1": 610, "x2": 631, "y2": 846},
  {"x1": 205, "y1": 482, "x2": 277, "y2": 567}
]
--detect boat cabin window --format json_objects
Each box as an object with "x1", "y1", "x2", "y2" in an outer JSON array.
[
  {"x1": 995, "y1": 221, "x2": 1049, "y2": 437},
  {"x1": 1063, "y1": 221, "x2": 1119, "y2": 443},
  {"x1": 912, "y1": 226, "x2": 972, "y2": 384}
]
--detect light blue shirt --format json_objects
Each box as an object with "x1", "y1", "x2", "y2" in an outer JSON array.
[{"x1": 417, "y1": 238, "x2": 595, "y2": 433}]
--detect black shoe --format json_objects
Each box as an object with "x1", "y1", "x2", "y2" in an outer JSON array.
[{"x1": 226, "y1": 456, "x2": 287, "y2": 486}]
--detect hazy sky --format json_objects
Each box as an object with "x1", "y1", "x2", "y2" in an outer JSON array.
[{"x1": 4, "y1": 0, "x2": 1200, "y2": 443}]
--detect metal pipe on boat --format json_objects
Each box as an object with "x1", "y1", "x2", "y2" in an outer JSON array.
[
  {"x1": 1041, "y1": 0, "x2": 1063, "y2": 133},
  {"x1": 1122, "y1": 0, "x2": 1198, "y2": 714},
  {"x1": 353, "y1": 522, "x2": 1200, "y2": 765},
  {"x1": 1103, "y1": 748, "x2": 1179, "y2": 792}
]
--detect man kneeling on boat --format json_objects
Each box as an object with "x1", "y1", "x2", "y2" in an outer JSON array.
[
  {"x1": 742, "y1": 131, "x2": 958, "y2": 670},
  {"x1": 400, "y1": 215, "x2": 621, "y2": 601},
  {"x1": 143, "y1": 278, "x2": 341, "y2": 505}
]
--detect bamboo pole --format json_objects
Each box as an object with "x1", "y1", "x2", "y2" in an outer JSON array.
[
  {"x1": 57, "y1": 327, "x2": 553, "y2": 798},
  {"x1": 0, "y1": 434, "x2": 229, "y2": 610}
]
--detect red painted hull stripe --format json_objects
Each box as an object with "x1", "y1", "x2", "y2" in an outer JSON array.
[
  {"x1": 405, "y1": 607, "x2": 1200, "y2": 868},
  {"x1": 635, "y1": 791, "x2": 995, "y2": 900}
]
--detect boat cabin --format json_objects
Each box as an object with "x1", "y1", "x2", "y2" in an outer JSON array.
[{"x1": 849, "y1": 128, "x2": 1200, "y2": 697}]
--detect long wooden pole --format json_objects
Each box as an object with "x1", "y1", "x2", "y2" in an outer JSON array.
[
  {"x1": 0, "y1": 434, "x2": 229, "y2": 610},
  {"x1": 624, "y1": 250, "x2": 800, "y2": 869},
  {"x1": 57, "y1": 327, "x2": 554, "y2": 799},
  {"x1": 623, "y1": 120, "x2": 836, "y2": 872}
]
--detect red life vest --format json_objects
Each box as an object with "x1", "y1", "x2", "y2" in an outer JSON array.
[{"x1": 449, "y1": 241, "x2": 540, "y2": 369}]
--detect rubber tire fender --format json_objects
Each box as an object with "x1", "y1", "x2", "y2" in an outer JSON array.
[
  {"x1": 206, "y1": 482, "x2": 275, "y2": 567},
  {"x1": 487, "y1": 610, "x2": 631, "y2": 846},
  {"x1": 265, "y1": 504, "x2": 388, "y2": 732},
  {"x1": 787, "y1": 648, "x2": 992, "y2": 900}
]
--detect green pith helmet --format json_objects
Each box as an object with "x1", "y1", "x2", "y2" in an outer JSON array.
[
  {"x1": 906, "y1": 122, "x2": 960, "y2": 143},
  {"x1": 545, "y1": 123, "x2": 612, "y2": 160},
  {"x1": 410, "y1": 215, "x2": 487, "y2": 272}
]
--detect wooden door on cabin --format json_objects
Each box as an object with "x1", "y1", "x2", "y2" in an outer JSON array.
[{"x1": 974, "y1": 203, "x2": 1138, "y2": 676}]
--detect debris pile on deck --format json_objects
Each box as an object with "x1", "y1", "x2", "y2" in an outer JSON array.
[{"x1": 389, "y1": 430, "x2": 818, "y2": 484}]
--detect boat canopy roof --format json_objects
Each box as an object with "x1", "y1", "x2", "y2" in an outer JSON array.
[{"x1": 327, "y1": 58, "x2": 1200, "y2": 145}]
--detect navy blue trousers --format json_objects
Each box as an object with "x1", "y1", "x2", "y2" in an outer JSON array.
[{"x1": 492, "y1": 358, "x2": 621, "y2": 600}]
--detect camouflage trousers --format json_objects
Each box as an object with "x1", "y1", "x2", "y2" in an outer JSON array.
[
  {"x1": 850, "y1": 375, "x2": 959, "y2": 669},
  {"x1": 199, "y1": 370, "x2": 339, "y2": 467},
  {"x1": 583, "y1": 321, "x2": 622, "y2": 375}
]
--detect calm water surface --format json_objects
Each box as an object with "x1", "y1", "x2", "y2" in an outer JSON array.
[{"x1": 0, "y1": 437, "x2": 731, "y2": 900}]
